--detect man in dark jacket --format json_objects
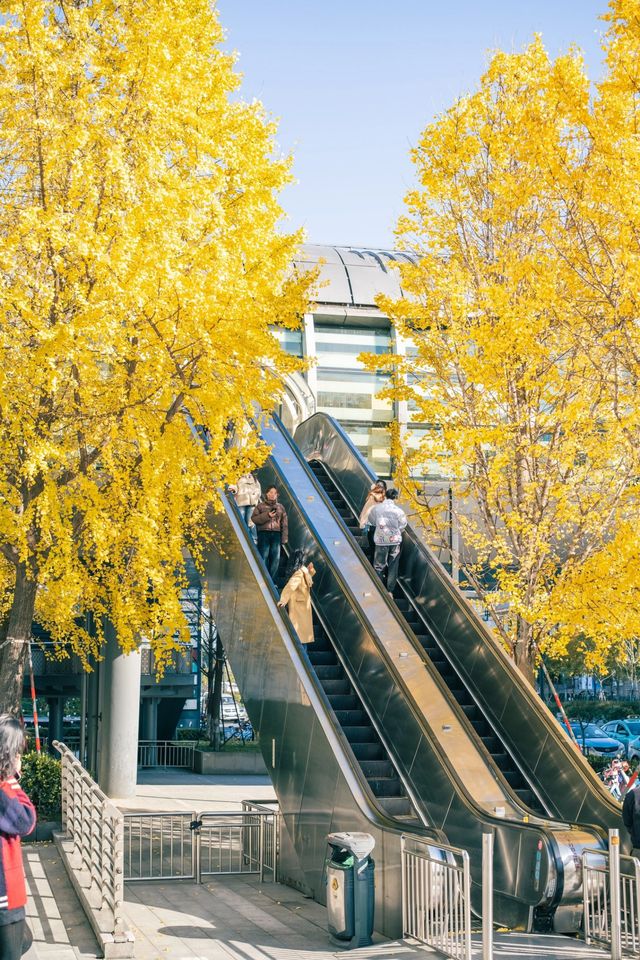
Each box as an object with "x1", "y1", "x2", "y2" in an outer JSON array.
[
  {"x1": 252, "y1": 485, "x2": 288, "y2": 580},
  {"x1": 622, "y1": 783, "x2": 640, "y2": 856}
]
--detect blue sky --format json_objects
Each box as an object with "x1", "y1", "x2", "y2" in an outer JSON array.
[{"x1": 216, "y1": 1, "x2": 607, "y2": 249}]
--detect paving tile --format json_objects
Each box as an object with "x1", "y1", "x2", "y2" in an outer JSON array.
[{"x1": 22, "y1": 845, "x2": 100, "y2": 959}]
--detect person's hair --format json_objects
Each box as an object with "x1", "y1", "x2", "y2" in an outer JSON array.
[
  {"x1": 0, "y1": 715, "x2": 26, "y2": 781},
  {"x1": 285, "y1": 548, "x2": 306, "y2": 580},
  {"x1": 376, "y1": 478, "x2": 388, "y2": 490},
  {"x1": 371, "y1": 482, "x2": 386, "y2": 495},
  {"x1": 265, "y1": 485, "x2": 278, "y2": 495},
  {"x1": 385, "y1": 488, "x2": 399, "y2": 500}
]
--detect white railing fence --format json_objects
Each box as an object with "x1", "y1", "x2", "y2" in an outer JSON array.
[
  {"x1": 583, "y1": 829, "x2": 640, "y2": 959},
  {"x1": 137, "y1": 739, "x2": 196, "y2": 769},
  {"x1": 53, "y1": 741, "x2": 133, "y2": 956},
  {"x1": 401, "y1": 834, "x2": 472, "y2": 960},
  {"x1": 123, "y1": 806, "x2": 279, "y2": 883}
]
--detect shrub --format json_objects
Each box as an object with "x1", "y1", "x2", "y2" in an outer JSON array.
[
  {"x1": 564, "y1": 700, "x2": 640, "y2": 723},
  {"x1": 176, "y1": 728, "x2": 206, "y2": 741},
  {"x1": 20, "y1": 752, "x2": 62, "y2": 821}
]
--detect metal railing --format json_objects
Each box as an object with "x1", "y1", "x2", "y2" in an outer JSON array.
[
  {"x1": 137, "y1": 739, "x2": 196, "y2": 769},
  {"x1": 401, "y1": 834, "x2": 472, "y2": 960},
  {"x1": 241, "y1": 800, "x2": 280, "y2": 881},
  {"x1": 53, "y1": 741, "x2": 129, "y2": 948},
  {"x1": 583, "y1": 829, "x2": 640, "y2": 958},
  {"x1": 124, "y1": 806, "x2": 279, "y2": 883},
  {"x1": 124, "y1": 812, "x2": 197, "y2": 881}
]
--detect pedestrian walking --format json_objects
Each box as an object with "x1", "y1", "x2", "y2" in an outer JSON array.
[
  {"x1": 623, "y1": 779, "x2": 640, "y2": 856},
  {"x1": 359, "y1": 481, "x2": 386, "y2": 558},
  {"x1": 229, "y1": 472, "x2": 261, "y2": 543},
  {"x1": 0, "y1": 715, "x2": 36, "y2": 959},
  {"x1": 367, "y1": 488, "x2": 407, "y2": 593},
  {"x1": 277, "y1": 550, "x2": 316, "y2": 656},
  {"x1": 252, "y1": 485, "x2": 288, "y2": 580}
]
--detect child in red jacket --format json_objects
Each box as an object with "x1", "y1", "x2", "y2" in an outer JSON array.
[{"x1": 0, "y1": 716, "x2": 35, "y2": 959}]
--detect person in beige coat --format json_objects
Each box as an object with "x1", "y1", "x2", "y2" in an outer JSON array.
[{"x1": 277, "y1": 550, "x2": 316, "y2": 647}]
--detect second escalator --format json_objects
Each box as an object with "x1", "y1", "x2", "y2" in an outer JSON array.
[{"x1": 307, "y1": 458, "x2": 547, "y2": 818}]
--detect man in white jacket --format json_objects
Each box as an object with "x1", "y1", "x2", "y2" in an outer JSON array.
[{"x1": 367, "y1": 489, "x2": 407, "y2": 593}]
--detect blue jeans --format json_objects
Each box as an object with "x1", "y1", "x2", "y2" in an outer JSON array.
[
  {"x1": 257, "y1": 531, "x2": 281, "y2": 580},
  {"x1": 240, "y1": 505, "x2": 258, "y2": 543},
  {"x1": 373, "y1": 543, "x2": 401, "y2": 591}
]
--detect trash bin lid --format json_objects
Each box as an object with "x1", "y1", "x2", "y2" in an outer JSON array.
[{"x1": 326, "y1": 832, "x2": 375, "y2": 860}]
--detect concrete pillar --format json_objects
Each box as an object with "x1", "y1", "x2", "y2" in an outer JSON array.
[
  {"x1": 47, "y1": 696, "x2": 64, "y2": 749},
  {"x1": 142, "y1": 697, "x2": 158, "y2": 741},
  {"x1": 97, "y1": 621, "x2": 141, "y2": 799},
  {"x1": 85, "y1": 661, "x2": 101, "y2": 778}
]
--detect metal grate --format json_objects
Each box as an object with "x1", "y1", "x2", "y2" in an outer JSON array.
[
  {"x1": 123, "y1": 807, "x2": 279, "y2": 883},
  {"x1": 401, "y1": 834, "x2": 471, "y2": 960},
  {"x1": 137, "y1": 740, "x2": 196, "y2": 769},
  {"x1": 124, "y1": 813, "x2": 197, "y2": 881},
  {"x1": 583, "y1": 831, "x2": 640, "y2": 957}
]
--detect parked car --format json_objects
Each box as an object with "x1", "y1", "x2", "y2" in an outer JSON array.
[
  {"x1": 601, "y1": 720, "x2": 640, "y2": 760},
  {"x1": 568, "y1": 721, "x2": 624, "y2": 757}
]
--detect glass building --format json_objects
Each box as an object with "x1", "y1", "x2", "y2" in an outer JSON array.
[{"x1": 276, "y1": 243, "x2": 436, "y2": 478}]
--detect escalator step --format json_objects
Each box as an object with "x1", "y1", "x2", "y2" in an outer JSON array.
[
  {"x1": 471, "y1": 719, "x2": 490, "y2": 734},
  {"x1": 334, "y1": 709, "x2": 368, "y2": 726},
  {"x1": 351, "y1": 742, "x2": 385, "y2": 760},
  {"x1": 492, "y1": 753, "x2": 509, "y2": 767},
  {"x1": 481, "y1": 736, "x2": 500, "y2": 751},
  {"x1": 343, "y1": 726, "x2": 377, "y2": 743},
  {"x1": 360, "y1": 760, "x2": 394, "y2": 778},
  {"x1": 328, "y1": 694, "x2": 358, "y2": 710},
  {"x1": 323, "y1": 679, "x2": 351, "y2": 695},
  {"x1": 504, "y1": 770, "x2": 525, "y2": 787},
  {"x1": 514, "y1": 788, "x2": 534, "y2": 805},
  {"x1": 368, "y1": 778, "x2": 403, "y2": 797},
  {"x1": 309, "y1": 651, "x2": 337, "y2": 666},
  {"x1": 377, "y1": 796, "x2": 413, "y2": 817},
  {"x1": 451, "y1": 689, "x2": 471, "y2": 705},
  {"x1": 314, "y1": 665, "x2": 344, "y2": 680},
  {"x1": 462, "y1": 705, "x2": 481, "y2": 720}
]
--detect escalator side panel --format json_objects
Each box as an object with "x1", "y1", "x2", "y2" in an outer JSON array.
[
  {"x1": 294, "y1": 412, "x2": 619, "y2": 831},
  {"x1": 203, "y1": 496, "x2": 406, "y2": 936}
]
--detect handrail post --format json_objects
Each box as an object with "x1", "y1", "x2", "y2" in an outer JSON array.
[
  {"x1": 259, "y1": 814, "x2": 265, "y2": 882},
  {"x1": 610, "y1": 829, "x2": 622, "y2": 960},
  {"x1": 482, "y1": 832, "x2": 493, "y2": 960}
]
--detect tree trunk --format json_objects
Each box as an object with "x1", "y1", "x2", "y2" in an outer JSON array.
[
  {"x1": 208, "y1": 632, "x2": 224, "y2": 750},
  {"x1": 513, "y1": 615, "x2": 536, "y2": 686},
  {"x1": 0, "y1": 563, "x2": 37, "y2": 715}
]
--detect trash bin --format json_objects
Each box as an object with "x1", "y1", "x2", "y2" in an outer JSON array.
[{"x1": 325, "y1": 832, "x2": 375, "y2": 948}]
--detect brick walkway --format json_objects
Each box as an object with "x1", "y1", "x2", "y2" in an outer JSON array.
[{"x1": 23, "y1": 844, "x2": 99, "y2": 959}]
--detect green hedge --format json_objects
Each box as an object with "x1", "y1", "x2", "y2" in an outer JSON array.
[
  {"x1": 563, "y1": 700, "x2": 640, "y2": 724},
  {"x1": 20, "y1": 752, "x2": 62, "y2": 821}
]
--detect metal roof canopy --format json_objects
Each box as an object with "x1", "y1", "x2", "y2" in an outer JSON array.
[{"x1": 293, "y1": 244, "x2": 417, "y2": 309}]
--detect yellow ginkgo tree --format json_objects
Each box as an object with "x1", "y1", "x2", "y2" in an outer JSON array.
[
  {"x1": 368, "y1": 30, "x2": 638, "y2": 683},
  {"x1": 0, "y1": 1, "x2": 309, "y2": 712}
]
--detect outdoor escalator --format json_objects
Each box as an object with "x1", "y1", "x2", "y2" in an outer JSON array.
[
  {"x1": 307, "y1": 614, "x2": 417, "y2": 822},
  {"x1": 295, "y1": 412, "x2": 622, "y2": 841},
  {"x1": 307, "y1": 458, "x2": 547, "y2": 817},
  {"x1": 272, "y1": 559, "x2": 419, "y2": 824}
]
